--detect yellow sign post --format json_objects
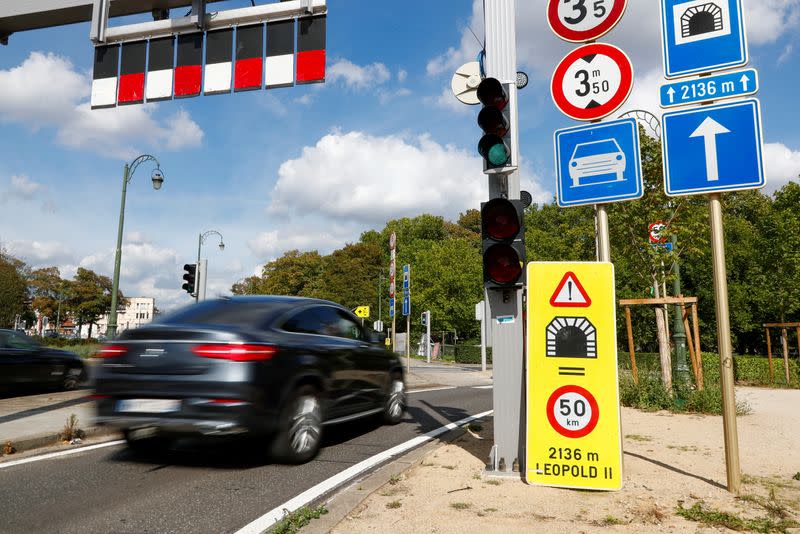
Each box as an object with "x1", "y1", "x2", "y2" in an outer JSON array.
[
  {"x1": 526, "y1": 262, "x2": 622, "y2": 490},
  {"x1": 354, "y1": 306, "x2": 370, "y2": 318}
]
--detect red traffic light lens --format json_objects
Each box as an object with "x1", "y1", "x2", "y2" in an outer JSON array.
[
  {"x1": 477, "y1": 107, "x2": 509, "y2": 136},
  {"x1": 482, "y1": 199, "x2": 520, "y2": 240},
  {"x1": 477, "y1": 78, "x2": 508, "y2": 109},
  {"x1": 484, "y1": 244, "x2": 522, "y2": 284}
]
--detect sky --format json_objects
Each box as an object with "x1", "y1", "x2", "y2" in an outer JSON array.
[{"x1": 1, "y1": 0, "x2": 799, "y2": 314}]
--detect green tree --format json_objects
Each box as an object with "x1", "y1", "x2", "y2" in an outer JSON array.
[
  {"x1": 28, "y1": 266, "x2": 68, "y2": 322},
  {"x1": 66, "y1": 267, "x2": 116, "y2": 338},
  {"x1": 0, "y1": 251, "x2": 28, "y2": 328}
]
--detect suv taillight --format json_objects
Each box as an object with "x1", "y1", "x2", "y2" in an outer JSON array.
[
  {"x1": 191, "y1": 344, "x2": 277, "y2": 362},
  {"x1": 96, "y1": 345, "x2": 128, "y2": 358}
]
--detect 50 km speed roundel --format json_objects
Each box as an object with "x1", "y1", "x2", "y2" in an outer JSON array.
[
  {"x1": 551, "y1": 43, "x2": 633, "y2": 121},
  {"x1": 547, "y1": 0, "x2": 628, "y2": 43},
  {"x1": 546, "y1": 385, "x2": 600, "y2": 438}
]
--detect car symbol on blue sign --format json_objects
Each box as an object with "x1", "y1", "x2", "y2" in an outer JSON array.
[
  {"x1": 662, "y1": 99, "x2": 764, "y2": 196},
  {"x1": 554, "y1": 118, "x2": 643, "y2": 208},
  {"x1": 660, "y1": 0, "x2": 748, "y2": 78}
]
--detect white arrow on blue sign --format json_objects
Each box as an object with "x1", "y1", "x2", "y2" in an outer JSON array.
[
  {"x1": 659, "y1": 0, "x2": 748, "y2": 79},
  {"x1": 554, "y1": 118, "x2": 643, "y2": 207},
  {"x1": 402, "y1": 297, "x2": 410, "y2": 317},
  {"x1": 389, "y1": 298, "x2": 395, "y2": 318},
  {"x1": 662, "y1": 99, "x2": 765, "y2": 196},
  {"x1": 660, "y1": 68, "x2": 758, "y2": 108}
]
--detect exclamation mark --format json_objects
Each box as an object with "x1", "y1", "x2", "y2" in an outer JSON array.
[{"x1": 567, "y1": 280, "x2": 573, "y2": 301}]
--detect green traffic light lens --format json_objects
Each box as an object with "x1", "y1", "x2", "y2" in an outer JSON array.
[{"x1": 487, "y1": 144, "x2": 510, "y2": 166}]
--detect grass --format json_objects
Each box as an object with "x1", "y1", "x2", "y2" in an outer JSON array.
[
  {"x1": 484, "y1": 479, "x2": 501, "y2": 486},
  {"x1": 625, "y1": 434, "x2": 652, "y2": 442},
  {"x1": 442, "y1": 465, "x2": 456, "y2": 470},
  {"x1": 271, "y1": 506, "x2": 328, "y2": 534},
  {"x1": 793, "y1": 473, "x2": 800, "y2": 481},
  {"x1": 386, "y1": 500, "x2": 402, "y2": 509},
  {"x1": 619, "y1": 375, "x2": 752, "y2": 415},
  {"x1": 388, "y1": 474, "x2": 402, "y2": 485},
  {"x1": 450, "y1": 502, "x2": 471, "y2": 510},
  {"x1": 58, "y1": 414, "x2": 85, "y2": 442},
  {"x1": 598, "y1": 515, "x2": 625, "y2": 526},
  {"x1": 676, "y1": 501, "x2": 798, "y2": 533}
]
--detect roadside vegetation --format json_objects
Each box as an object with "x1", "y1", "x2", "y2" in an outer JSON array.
[{"x1": 271, "y1": 505, "x2": 328, "y2": 534}]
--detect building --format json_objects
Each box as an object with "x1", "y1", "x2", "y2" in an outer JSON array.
[{"x1": 93, "y1": 297, "x2": 157, "y2": 337}]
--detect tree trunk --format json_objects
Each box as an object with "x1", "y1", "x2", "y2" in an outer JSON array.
[
  {"x1": 653, "y1": 275, "x2": 673, "y2": 392},
  {"x1": 88, "y1": 322, "x2": 94, "y2": 339}
]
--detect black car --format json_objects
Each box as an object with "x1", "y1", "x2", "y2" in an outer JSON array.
[
  {"x1": 0, "y1": 329, "x2": 86, "y2": 391},
  {"x1": 93, "y1": 296, "x2": 406, "y2": 463}
]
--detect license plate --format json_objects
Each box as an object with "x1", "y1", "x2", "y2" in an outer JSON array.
[{"x1": 117, "y1": 399, "x2": 180, "y2": 413}]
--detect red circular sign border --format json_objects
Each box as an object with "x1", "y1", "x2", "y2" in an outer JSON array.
[
  {"x1": 546, "y1": 384, "x2": 600, "y2": 439},
  {"x1": 547, "y1": 0, "x2": 628, "y2": 43},
  {"x1": 550, "y1": 42, "x2": 634, "y2": 122}
]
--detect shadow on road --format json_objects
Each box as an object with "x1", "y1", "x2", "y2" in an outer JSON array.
[{"x1": 624, "y1": 450, "x2": 726, "y2": 490}]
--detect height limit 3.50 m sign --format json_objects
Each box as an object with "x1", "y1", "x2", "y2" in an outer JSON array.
[
  {"x1": 548, "y1": 0, "x2": 628, "y2": 43},
  {"x1": 551, "y1": 43, "x2": 633, "y2": 121}
]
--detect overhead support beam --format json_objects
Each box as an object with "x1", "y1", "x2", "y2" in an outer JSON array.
[
  {"x1": 0, "y1": 0, "x2": 224, "y2": 40},
  {"x1": 99, "y1": 0, "x2": 326, "y2": 44}
]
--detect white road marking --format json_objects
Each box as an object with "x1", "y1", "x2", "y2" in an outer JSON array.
[
  {"x1": 472, "y1": 385, "x2": 493, "y2": 389},
  {"x1": 235, "y1": 409, "x2": 495, "y2": 534},
  {"x1": 407, "y1": 386, "x2": 456, "y2": 394},
  {"x1": 0, "y1": 440, "x2": 125, "y2": 470}
]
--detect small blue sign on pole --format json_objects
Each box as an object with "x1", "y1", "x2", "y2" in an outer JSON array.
[
  {"x1": 660, "y1": 68, "x2": 758, "y2": 108},
  {"x1": 662, "y1": 99, "x2": 765, "y2": 196},
  {"x1": 389, "y1": 298, "x2": 395, "y2": 318},
  {"x1": 660, "y1": 0, "x2": 748, "y2": 79},
  {"x1": 554, "y1": 118, "x2": 643, "y2": 208},
  {"x1": 402, "y1": 297, "x2": 410, "y2": 317}
]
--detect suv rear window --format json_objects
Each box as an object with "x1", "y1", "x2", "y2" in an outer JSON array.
[{"x1": 155, "y1": 300, "x2": 273, "y2": 327}]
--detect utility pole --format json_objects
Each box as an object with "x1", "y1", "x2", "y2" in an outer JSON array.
[{"x1": 484, "y1": 0, "x2": 524, "y2": 475}]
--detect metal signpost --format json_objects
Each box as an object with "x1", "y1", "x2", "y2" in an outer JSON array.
[
  {"x1": 389, "y1": 232, "x2": 397, "y2": 352},
  {"x1": 526, "y1": 262, "x2": 622, "y2": 490},
  {"x1": 554, "y1": 118, "x2": 643, "y2": 208},
  {"x1": 658, "y1": 0, "x2": 761, "y2": 495},
  {"x1": 549, "y1": 12, "x2": 635, "y2": 263},
  {"x1": 403, "y1": 264, "x2": 411, "y2": 371}
]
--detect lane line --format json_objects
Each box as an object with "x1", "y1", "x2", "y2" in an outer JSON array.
[
  {"x1": 235, "y1": 409, "x2": 494, "y2": 534},
  {"x1": 472, "y1": 385, "x2": 493, "y2": 389},
  {"x1": 407, "y1": 386, "x2": 456, "y2": 394},
  {"x1": 0, "y1": 440, "x2": 125, "y2": 470}
]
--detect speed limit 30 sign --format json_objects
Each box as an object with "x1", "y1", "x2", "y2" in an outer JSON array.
[
  {"x1": 547, "y1": 0, "x2": 628, "y2": 43},
  {"x1": 551, "y1": 43, "x2": 634, "y2": 121},
  {"x1": 526, "y1": 262, "x2": 622, "y2": 490}
]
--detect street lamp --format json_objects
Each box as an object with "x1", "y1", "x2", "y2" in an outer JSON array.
[
  {"x1": 197, "y1": 230, "x2": 225, "y2": 302},
  {"x1": 107, "y1": 155, "x2": 164, "y2": 339}
]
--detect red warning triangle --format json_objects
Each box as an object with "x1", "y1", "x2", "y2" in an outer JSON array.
[{"x1": 549, "y1": 271, "x2": 591, "y2": 308}]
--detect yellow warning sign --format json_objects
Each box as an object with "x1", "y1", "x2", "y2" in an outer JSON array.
[
  {"x1": 354, "y1": 306, "x2": 370, "y2": 318},
  {"x1": 526, "y1": 262, "x2": 622, "y2": 490}
]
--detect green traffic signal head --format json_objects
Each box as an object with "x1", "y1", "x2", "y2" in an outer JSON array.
[{"x1": 478, "y1": 134, "x2": 510, "y2": 166}]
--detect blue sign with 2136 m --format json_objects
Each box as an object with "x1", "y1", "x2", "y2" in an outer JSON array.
[
  {"x1": 660, "y1": 68, "x2": 757, "y2": 108},
  {"x1": 554, "y1": 118, "x2": 643, "y2": 208},
  {"x1": 662, "y1": 99, "x2": 764, "y2": 196},
  {"x1": 660, "y1": 0, "x2": 748, "y2": 78}
]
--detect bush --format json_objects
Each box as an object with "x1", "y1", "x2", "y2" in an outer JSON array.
[
  {"x1": 453, "y1": 344, "x2": 492, "y2": 364},
  {"x1": 619, "y1": 375, "x2": 751, "y2": 415}
]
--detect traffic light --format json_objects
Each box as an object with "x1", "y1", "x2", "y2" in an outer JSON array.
[
  {"x1": 477, "y1": 77, "x2": 513, "y2": 173},
  {"x1": 182, "y1": 263, "x2": 197, "y2": 295},
  {"x1": 481, "y1": 198, "x2": 525, "y2": 289}
]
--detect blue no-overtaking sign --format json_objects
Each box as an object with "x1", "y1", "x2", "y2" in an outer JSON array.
[
  {"x1": 660, "y1": 0, "x2": 747, "y2": 78},
  {"x1": 662, "y1": 99, "x2": 764, "y2": 196},
  {"x1": 554, "y1": 118, "x2": 643, "y2": 208}
]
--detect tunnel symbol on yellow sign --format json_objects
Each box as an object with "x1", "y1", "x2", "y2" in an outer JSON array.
[{"x1": 546, "y1": 316, "x2": 597, "y2": 358}]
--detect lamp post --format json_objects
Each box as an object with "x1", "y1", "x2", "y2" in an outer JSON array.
[
  {"x1": 196, "y1": 230, "x2": 225, "y2": 302},
  {"x1": 107, "y1": 155, "x2": 164, "y2": 339}
]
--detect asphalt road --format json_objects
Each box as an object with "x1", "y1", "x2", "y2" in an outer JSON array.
[{"x1": 0, "y1": 386, "x2": 492, "y2": 534}]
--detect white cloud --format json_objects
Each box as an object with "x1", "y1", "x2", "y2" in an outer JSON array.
[
  {"x1": 268, "y1": 130, "x2": 549, "y2": 226},
  {"x1": 397, "y1": 69, "x2": 408, "y2": 82},
  {"x1": 248, "y1": 228, "x2": 352, "y2": 260},
  {"x1": 0, "y1": 52, "x2": 203, "y2": 159},
  {"x1": 6, "y1": 175, "x2": 45, "y2": 199},
  {"x1": 763, "y1": 142, "x2": 800, "y2": 191},
  {"x1": 429, "y1": 86, "x2": 477, "y2": 115},
  {"x1": 744, "y1": 0, "x2": 800, "y2": 46},
  {"x1": 328, "y1": 59, "x2": 391, "y2": 89},
  {"x1": 7, "y1": 240, "x2": 75, "y2": 265}
]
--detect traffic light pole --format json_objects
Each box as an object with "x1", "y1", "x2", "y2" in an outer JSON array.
[
  {"x1": 484, "y1": 0, "x2": 524, "y2": 475},
  {"x1": 595, "y1": 204, "x2": 611, "y2": 262}
]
